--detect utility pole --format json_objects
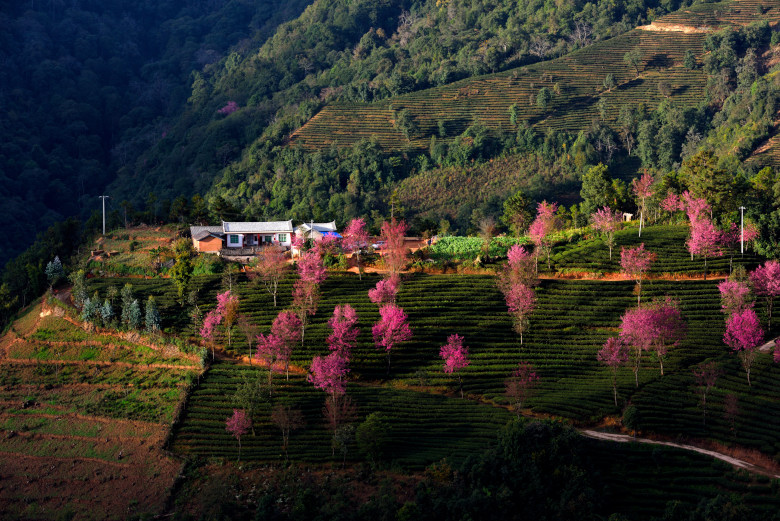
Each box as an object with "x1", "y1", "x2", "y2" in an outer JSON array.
[
  {"x1": 99, "y1": 195, "x2": 110, "y2": 235},
  {"x1": 739, "y1": 206, "x2": 746, "y2": 255}
]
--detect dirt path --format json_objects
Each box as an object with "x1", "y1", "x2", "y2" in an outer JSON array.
[
  {"x1": 582, "y1": 430, "x2": 780, "y2": 478},
  {"x1": 0, "y1": 357, "x2": 199, "y2": 370}
]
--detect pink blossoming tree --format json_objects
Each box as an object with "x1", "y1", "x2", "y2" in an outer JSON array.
[
  {"x1": 327, "y1": 304, "x2": 360, "y2": 359},
  {"x1": 528, "y1": 201, "x2": 561, "y2": 271},
  {"x1": 342, "y1": 218, "x2": 369, "y2": 279},
  {"x1": 255, "y1": 332, "x2": 285, "y2": 392},
  {"x1": 620, "y1": 297, "x2": 685, "y2": 383},
  {"x1": 504, "y1": 362, "x2": 539, "y2": 416},
  {"x1": 439, "y1": 334, "x2": 470, "y2": 398},
  {"x1": 498, "y1": 245, "x2": 538, "y2": 291},
  {"x1": 368, "y1": 274, "x2": 400, "y2": 305},
  {"x1": 724, "y1": 308, "x2": 764, "y2": 386},
  {"x1": 686, "y1": 217, "x2": 722, "y2": 280},
  {"x1": 503, "y1": 282, "x2": 536, "y2": 344},
  {"x1": 718, "y1": 280, "x2": 753, "y2": 316},
  {"x1": 380, "y1": 218, "x2": 409, "y2": 276},
  {"x1": 749, "y1": 260, "x2": 780, "y2": 329},
  {"x1": 226, "y1": 409, "x2": 252, "y2": 461},
  {"x1": 372, "y1": 303, "x2": 413, "y2": 375},
  {"x1": 254, "y1": 246, "x2": 288, "y2": 307},
  {"x1": 272, "y1": 310, "x2": 302, "y2": 380},
  {"x1": 218, "y1": 101, "x2": 238, "y2": 115},
  {"x1": 298, "y1": 250, "x2": 327, "y2": 286},
  {"x1": 591, "y1": 207, "x2": 622, "y2": 259},
  {"x1": 597, "y1": 337, "x2": 630, "y2": 406},
  {"x1": 620, "y1": 243, "x2": 656, "y2": 305}
]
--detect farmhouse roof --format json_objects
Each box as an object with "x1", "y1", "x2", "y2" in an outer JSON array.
[
  {"x1": 190, "y1": 226, "x2": 224, "y2": 241},
  {"x1": 297, "y1": 221, "x2": 338, "y2": 233},
  {"x1": 223, "y1": 221, "x2": 294, "y2": 234}
]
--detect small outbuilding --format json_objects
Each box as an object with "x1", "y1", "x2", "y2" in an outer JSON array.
[{"x1": 190, "y1": 226, "x2": 225, "y2": 252}]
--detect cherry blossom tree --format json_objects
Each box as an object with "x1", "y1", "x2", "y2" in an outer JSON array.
[
  {"x1": 372, "y1": 303, "x2": 413, "y2": 375},
  {"x1": 620, "y1": 297, "x2": 686, "y2": 382},
  {"x1": 272, "y1": 310, "x2": 302, "y2": 380},
  {"x1": 368, "y1": 274, "x2": 399, "y2": 305},
  {"x1": 498, "y1": 245, "x2": 538, "y2": 292},
  {"x1": 718, "y1": 280, "x2": 753, "y2": 316},
  {"x1": 343, "y1": 218, "x2": 369, "y2": 279},
  {"x1": 686, "y1": 217, "x2": 722, "y2": 280},
  {"x1": 254, "y1": 246, "x2": 288, "y2": 307},
  {"x1": 591, "y1": 207, "x2": 622, "y2": 259},
  {"x1": 504, "y1": 362, "x2": 539, "y2": 416},
  {"x1": 597, "y1": 337, "x2": 630, "y2": 406},
  {"x1": 620, "y1": 306, "x2": 655, "y2": 386},
  {"x1": 632, "y1": 171, "x2": 654, "y2": 237},
  {"x1": 218, "y1": 101, "x2": 239, "y2": 115},
  {"x1": 381, "y1": 218, "x2": 409, "y2": 276},
  {"x1": 749, "y1": 260, "x2": 780, "y2": 329},
  {"x1": 292, "y1": 278, "x2": 319, "y2": 342},
  {"x1": 327, "y1": 304, "x2": 360, "y2": 359},
  {"x1": 200, "y1": 309, "x2": 222, "y2": 360},
  {"x1": 309, "y1": 351, "x2": 355, "y2": 455},
  {"x1": 309, "y1": 351, "x2": 350, "y2": 397},
  {"x1": 226, "y1": 409, "x2": 252, "y2": 462},
  {"x1": 221, "y1": 291, "x2": 240, "y2": 347},
  {"x1": 528, "y1": 201, "x2": 561, "y2": 271},
  {"x1": 661, "y1": 192, "x2": 683, "y2": 220},
  {"x1": 439, "y1": 334, "x2": 470, "y2": 398},
  {"x1": 620, "y1": 243, "x2": 656, "y2": 305},
  {"x1": 724, "y1": 308, "x2": 764, "y2": 386},
  {"x1": 255, "y1": 332, "x2": 285, "y2": 392},
  {"x1": 503, "y1": 282, "x2": 536, "y2": 344},
  {"x1": 682, "y1": 191, "x2": 711, "y2": 224},
  {"x1": 298, "y1": 250, "x2": 327, "y2": 285},
  {"x1": 692, "y1": 361, "x2": 720, "y2": 426},
  {"x1": 650, "y1": 297, "x2": 687, "y2": 375}
]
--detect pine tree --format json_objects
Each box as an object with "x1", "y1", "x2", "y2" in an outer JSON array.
[{"x1": 145, "y1": 296, "x2": 161, "y2": 333}]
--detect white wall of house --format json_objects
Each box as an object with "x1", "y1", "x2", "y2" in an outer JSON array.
[
  {"x1": 226, "y1": 234, "x2": 244, "y2": 248},
  {"x1": 226, "y1": 232, "x2": 292, "y2": 248}
]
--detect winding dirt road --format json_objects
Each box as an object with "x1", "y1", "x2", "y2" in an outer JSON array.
[{"x1": 582, "y1": 430, "x2": 780, "y2": 479}]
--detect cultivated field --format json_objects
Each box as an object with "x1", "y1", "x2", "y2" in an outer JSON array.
[{"x1": 0, "y1": 299, "x2": 200, "y2": 520}]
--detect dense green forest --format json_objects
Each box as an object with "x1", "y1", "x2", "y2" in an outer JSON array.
[{"x1": 0, "y1": 0, "x2": 312, "y2": 267}]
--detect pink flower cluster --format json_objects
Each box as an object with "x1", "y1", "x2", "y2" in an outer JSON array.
[
  {"x1": 218, "y1": 101, "x2": 239, "y2": 115},
  {"x1": 368, "y1": 275, "x2": 399, "y2": 305},
  {"x1": 439, "y1": 334, "x2": 470, "y2": 374}
]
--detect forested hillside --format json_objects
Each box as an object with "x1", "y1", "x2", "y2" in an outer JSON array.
[
  {"x1": 0, "y1": 0, "x2": 312, "y2": 267},
  {"x1": 107, "y1": 0, "x2": 699, "y2": 214}
]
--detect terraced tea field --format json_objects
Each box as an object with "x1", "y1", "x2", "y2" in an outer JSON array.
[
  {"x1": 0, "y1": 299, "x2": 200, "y2": 520},
  {"x1": 289, "y1": 28, "x2": 707, "y2": 152},
  {"x1": 171, "y1": 362, "x2": 513, "y2": 467},
  {"x1": 552, "y1": 224, "x2": 764, "y2": 275}
]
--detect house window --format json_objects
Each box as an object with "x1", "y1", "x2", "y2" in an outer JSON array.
[
  {"x1": 263, "y1": 235, "x2": 273, "y2": 243},
  {"x1": 278, "y1": 233, "x2": 288, "y2": 243},
  {"x1": 229, "y1": 235, "x2": 240, "y2": 245}
]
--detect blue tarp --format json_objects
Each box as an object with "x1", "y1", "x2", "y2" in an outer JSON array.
[{"x1": 323, "y1": 231, "x2": 342, "y2": 238}]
